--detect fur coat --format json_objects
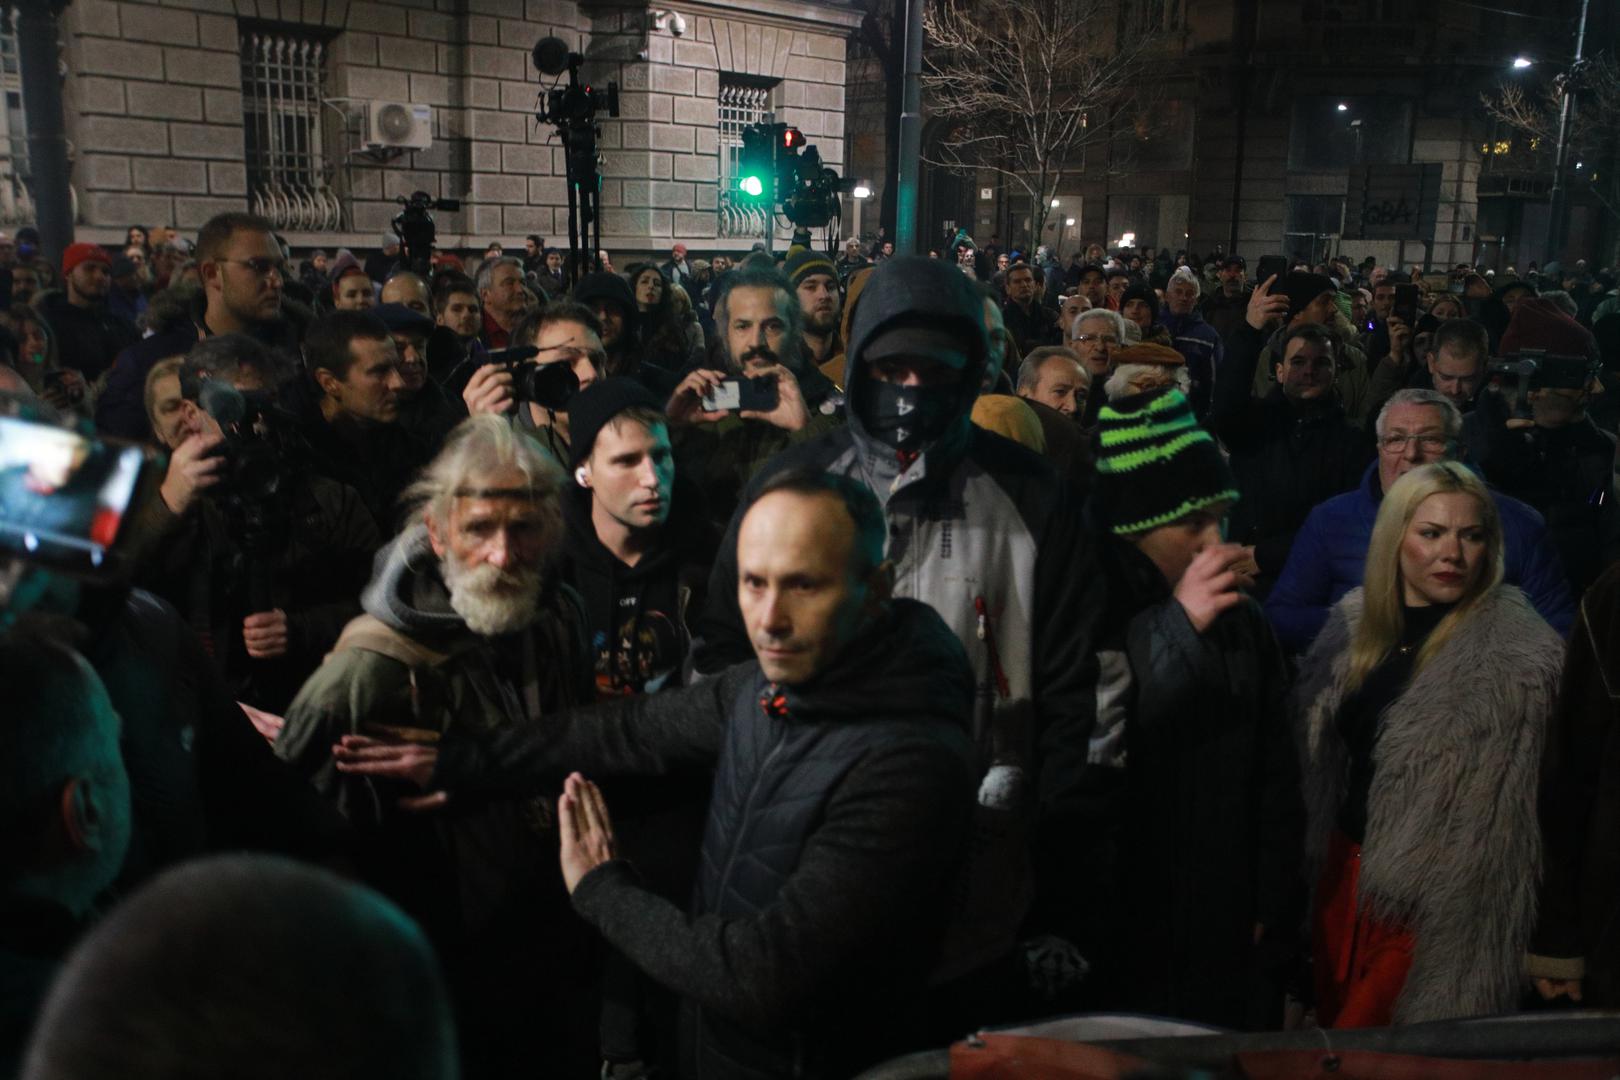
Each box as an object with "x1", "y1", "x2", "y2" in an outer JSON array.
[{"x1": 1295, "y1": 585, "x2": 1565, "y2": 1023}]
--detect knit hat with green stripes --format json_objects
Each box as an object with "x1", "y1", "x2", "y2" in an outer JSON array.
[{"x1": 1094, "y1": 388, "x2": 1239, "y2": 537}]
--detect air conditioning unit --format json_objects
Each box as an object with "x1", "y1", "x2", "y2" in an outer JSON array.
[{"x1": 365, "y1": 101, "x2": 432, "y2": 151}]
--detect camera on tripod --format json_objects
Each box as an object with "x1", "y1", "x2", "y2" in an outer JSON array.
[
  {"x1": 531, "y1": 37, "x2": 618, "y2": 288},
  {"x1": 393, "y1": 190, "x2": 462, "y2": 278}
]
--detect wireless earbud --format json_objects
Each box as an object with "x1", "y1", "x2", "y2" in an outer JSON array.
[{"x1": 574, "y1": 467, "x2": 589, "y2": 488}]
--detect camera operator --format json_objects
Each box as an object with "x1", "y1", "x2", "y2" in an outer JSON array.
[
  {"x1": 129, "y1": 334, "x2": 381, "y2": 711},
  {"x1": 97, "y1": 213, "x2": 311, "y2": 443},
  {"x1": 292, "y1": 310, "x2": 433, "y2": 536},
  {"x1": 1466, "y1": 302, "x2": 1620, "y2": 596},
  {"x1": 461, "y1": 300, "x2": 603, "y2": 463}
]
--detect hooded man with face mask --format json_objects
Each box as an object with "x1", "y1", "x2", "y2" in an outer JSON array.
[{"x1": 692, "y1": 255, "x2": 1104, "y2": 1025}]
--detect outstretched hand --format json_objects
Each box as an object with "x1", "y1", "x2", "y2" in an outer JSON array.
[
  {"x1": 558, "y1": 772, "x2": 617, "y2": 894},
  {"x1": 332, "y1": 729, "x2": 449, "y2": 812}
]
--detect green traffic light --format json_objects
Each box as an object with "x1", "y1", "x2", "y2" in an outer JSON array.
[{"x1": 740, "y1": 175, "x2": 764, "y2": 197}]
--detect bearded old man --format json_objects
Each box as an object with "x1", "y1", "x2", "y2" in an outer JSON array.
[{"x1": 273, "y1": 414, "x2": 598, "y2": 1079}]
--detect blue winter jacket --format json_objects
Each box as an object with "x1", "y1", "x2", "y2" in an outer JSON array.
[
  {"x1": 1159, "y1": 308, "x2": 1223, "y2": 420},
  {"x1": 1264, "y1": 461, "x2": 1576, "y2": 654}
]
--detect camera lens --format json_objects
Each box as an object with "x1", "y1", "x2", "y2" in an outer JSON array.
[{"x1": 515, "y1": 361, "x2": 580, "y2": 412}]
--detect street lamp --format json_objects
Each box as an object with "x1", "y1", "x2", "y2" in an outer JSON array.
[
  {"x1": 1513, "y1": 56, "x2": 1534, "y2": 69},
  {"x1": 1336, "y1": 103, "x2": 1349, "y2": 112},
  {"x1": 1050, "y1": 198, "x2": 1061, "y2": 207},
  {"x1": 852, "y1": 181, "x2": 872, "y2": 199},
  {"x1": 1065, "y1": 217, "x2": 1075, "y2": 227}
]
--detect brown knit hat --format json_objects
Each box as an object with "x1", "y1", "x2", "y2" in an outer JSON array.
[{"x1": 1113, "y1": 343, "x2": 1186, "y2": 367}]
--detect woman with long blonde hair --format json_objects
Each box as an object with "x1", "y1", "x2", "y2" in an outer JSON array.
[{"x1": 1296, "y1": 461, "x2": 1565, "y2": 1026}]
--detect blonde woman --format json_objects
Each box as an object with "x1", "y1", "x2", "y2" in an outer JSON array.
[{"x1": 1296, "y1": 461, "x2": 1565, "y2": 1026}]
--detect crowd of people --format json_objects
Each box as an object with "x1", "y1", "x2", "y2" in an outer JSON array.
[{"x1": 2, "y1": 209, "x2": 1619, "y2": 1080}]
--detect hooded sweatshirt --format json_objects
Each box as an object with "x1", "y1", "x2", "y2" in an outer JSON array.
[
  {"x1": 556, "y1": 480, "x2": 715, "y2": 698},
  {"x1": 692, "y1": 256, "x2": 1103, "y2": 977}
]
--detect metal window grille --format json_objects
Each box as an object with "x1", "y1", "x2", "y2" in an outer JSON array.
[
  {"x1": 0, "y1": 8, "x2": 32, "y2": 226},
  {"x1": 718, "y1": 78, "x2": 774, "y2": 239},
  {"x1": 240, "y1": 28, "x2": 341, "y2": 231}
]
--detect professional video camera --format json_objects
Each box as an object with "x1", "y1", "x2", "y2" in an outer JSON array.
[
  {"x1": 779, "y1": 145, "x2": 843, "y2": 232},
  {"x1": 532, "y1": 36, "x2": 619, "y2": 288},
  {"x1": 186, "y1": 377, "x2": 308, "y2": 611},
  {"x1": 393, "y1": 190, "x2": 463, "y2": 279},
  {"x1": 489, "y1": 345, "x2": 580, "y2": 413},
  {"x1": 1486, "y1": 349, "x2": 1600, "y2": 391}
]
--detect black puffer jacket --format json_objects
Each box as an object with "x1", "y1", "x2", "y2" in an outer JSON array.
[{"x1": 434, "y1": 598, "x2": 978, "y2": 1080}]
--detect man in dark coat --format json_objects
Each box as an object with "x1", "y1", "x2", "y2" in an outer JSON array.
[
  {"x1": 97, "y1": 212, "x2": 308, "y2": 442},
  {"x1": 1530, "y1": 559, "x2": 1620, "y2": 1008},
  {"x1": 1001, "y1": 261, "x2": 1061, "y2": 357},
  {"x1": 332, "y1": 469, "x2": 977, "y2": 1080},
  {"x1": 1068, "y1": 387, "x2": 1302, "y2": 1028},
  {"x1": 1211, "y1": 288, "x2": 1374, "y2": 598},
  {"x1": 37, "y1": 243, "x2": 138, "y2": 385}
]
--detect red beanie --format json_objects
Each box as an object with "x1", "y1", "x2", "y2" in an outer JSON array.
[
  {"x1": 1500, "y1": 297, "x2": 1597, "y2": 359},
  {"x1": 61, "y1": 241, "x2": 112, "y2": 277}
]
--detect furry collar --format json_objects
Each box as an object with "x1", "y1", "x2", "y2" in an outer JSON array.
[{"x1": 1296, "y1": 585, "x2": 1565, "y2": 1022}]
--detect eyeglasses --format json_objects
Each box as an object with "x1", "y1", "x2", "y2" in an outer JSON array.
[
  {"x1": 1074, "y1": 333, "x2": 1118, "y2": 346},
  {"x1": 221, "y1": 257, "x2": 286, "y2": 278},
  {"x1": 1377, "y1": 433, "x2": 1449, "y2": 454}
]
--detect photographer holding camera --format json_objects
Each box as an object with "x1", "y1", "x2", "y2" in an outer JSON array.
[
  {"x1": 1465, "y1": 299, "x2": 1619, "y2": 596},
  {"x1": 132, "y1": 334, "x2": 381, "y2": 711},
  {"x1": 461, "y1": 300, "x2": 604, "y2": 462}
]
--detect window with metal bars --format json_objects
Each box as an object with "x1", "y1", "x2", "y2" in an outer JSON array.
[
  {"x1": 0, "y1": 8, "x2": 31, "y2": 226},
  {"x1": 239, "y1": 25, "x2": 342, "y2": 231},
  {"x1": 718, "y1": 76, "x2": 777, "y2": 239}
]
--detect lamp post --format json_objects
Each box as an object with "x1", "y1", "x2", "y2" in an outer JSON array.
[{"x1": 1544, "y1": 0, "x2": 1590, "y2": 263}]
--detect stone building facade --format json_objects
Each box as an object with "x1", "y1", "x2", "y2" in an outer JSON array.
[{"x1": 24, "y1": 0, "x2": 857, "y2": 260}]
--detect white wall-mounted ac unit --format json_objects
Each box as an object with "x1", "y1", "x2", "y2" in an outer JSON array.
[{"x1": 365, "y1": 101, "x2": 433, "y2": 151}]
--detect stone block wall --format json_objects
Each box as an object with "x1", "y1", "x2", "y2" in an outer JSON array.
[{"x1": 58, "y1": 0, "x2": 858, "y2": 260}]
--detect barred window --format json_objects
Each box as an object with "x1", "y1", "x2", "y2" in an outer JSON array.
[
  {"x1": 717, "y1": 76, "x2": 777, "y2": 239},
  {"x1": 240, "y1": 26, "x2": 341, "y2": 230},
  {"x1": 0, "y1": 8, "x2": 31, "y2": 226}
]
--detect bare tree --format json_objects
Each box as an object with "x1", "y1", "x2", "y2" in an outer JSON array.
[
  {"x1": 1483, "y1": 53, "x2": 1620, "y2": 254},
  {"x1": 922, "y1": 0, "x2": 1162, "y2": 249}
]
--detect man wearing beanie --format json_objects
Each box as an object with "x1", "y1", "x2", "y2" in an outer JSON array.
[
  {"x1": 1075, "y1": 387, "x2": 1302, "y2": 1028},
  {"x1": 692, "y1": 254, "x2": 1103, "y2": 1023},
  {"x1": 557, "y1": 377, "x2": 714, "y2": 698},
  {"x1": 1462, "y1": 297, "x2": 1619, "y2": 596},
  {"x1": 785, "y1": 245, "x2": 844, "y2": 370},
  {"x1": 1119, "y1": 282, "x2": 1173, "y2": 347},
  {"x1": 1212, "y1": 280, "x2": 1374, "y2": 597},
  {"x1": 38, "y1": 241, "x2": 138, "y2": 385}
]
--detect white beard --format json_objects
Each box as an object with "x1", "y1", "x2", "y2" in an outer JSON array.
[{"x1": 441, "y1": 557, "x2": 542, "y2": 637}]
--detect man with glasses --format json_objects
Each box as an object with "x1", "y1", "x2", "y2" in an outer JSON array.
[
  {"x1": 1265, "y1": 388, "x2": 1575, "y2": 653},
  {"x1": 97, "y1": 212, "x2": 307, "y2": 441}
]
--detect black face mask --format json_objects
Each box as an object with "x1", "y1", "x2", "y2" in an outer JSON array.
[{"x1": 856, "y1": 378, "x2": 959, "y2": 451}]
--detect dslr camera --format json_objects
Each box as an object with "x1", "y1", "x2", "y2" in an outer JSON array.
[{"x1": 488, "y1": 346, "x2": 580, "y2": 413}]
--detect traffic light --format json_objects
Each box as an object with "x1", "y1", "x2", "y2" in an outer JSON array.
[
  {"x1": 781, "y1": 126, "x2": 805, "y2": 152},
  {"x1": 736, "y1": 125, "x2": 774, "y2": 204}
]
